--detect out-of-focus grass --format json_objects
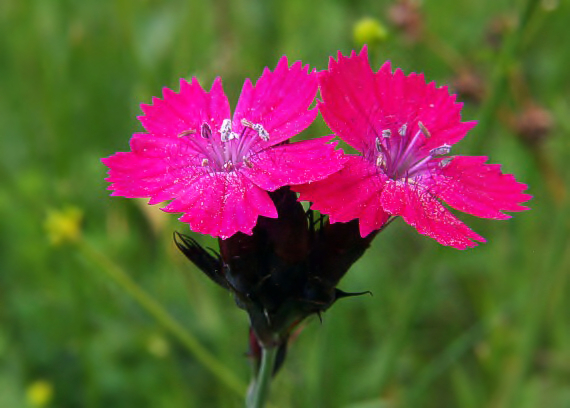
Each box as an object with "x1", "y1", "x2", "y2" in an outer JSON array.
[{"x1": 1, "y1": 0, "x2": 569, "y2": 407}]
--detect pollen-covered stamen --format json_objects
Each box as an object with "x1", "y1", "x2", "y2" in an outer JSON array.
[
  {"x1": 439, "y1": 157, "x2": 454, "y2": 168},
  {"x1": 220, "y1": 119, "x2": 232, "y2": 142},
  {"x1": 220, "y1": 119, "x2": 239, "y2": 142},
  {"x1": 241, "y1": 118, "x2": 270, "y2": 141},
  {"x1": 430, "y1": 144, "x2": 451, "y2": 156},
  {"x1": 253, "y1": 123, "x2": 269, "y2": 141}
]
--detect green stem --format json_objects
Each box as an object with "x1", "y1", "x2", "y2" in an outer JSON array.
[
  {"x1": 473, "y1": 0, "x2": 540, "y2": 153},
  {"x1": 77, "y1": 237, "x2": 248, "y2": 398},
  {"x1": 247, "y1": 346, "x2": 277, "y2": 408}
]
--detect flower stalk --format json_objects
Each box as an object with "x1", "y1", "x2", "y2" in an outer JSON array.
[{"x1": 247, "y1": 346, "x2": 278, "y2": 408}]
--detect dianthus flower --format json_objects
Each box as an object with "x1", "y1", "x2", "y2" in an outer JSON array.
[
  {"x1": 295, "y1": 48, "x2": 531, "y2": 249},
  {"x1": 102, "y1": 57, "x2": 345, "y2": 238}
]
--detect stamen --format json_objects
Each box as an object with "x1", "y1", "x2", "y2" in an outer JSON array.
[
  {"x1": 430, "y1": 144, "x2": 451, "y2": 156},
  {"x1": 252, "y1": 123, "x2": 269, "y2": 141},
  {"x1": 418, "y1": 121, "x2": 431, "y2": 138},
  {"x1": 201, "y1": 123, "x2": 212, "y2": 139},
  {"x1": 223, "y1": 161, "x2": 234, "y2": 171},
  {"x1": 220, "y1": 119, "x2": 233, "y2": 142},
  {"x1": 244, "y1": 156, "x2": 253, "y2": 168},
  {"x1": 375, "y1": 137, "x2": 382, "y2": 152},
  {"x1": 178, "y1": 129, "x2": 195, "y2": 138},
  {"x1": 376, "y1": 155, "x2": 385, "y2": 168},
  {"x1": 201, "y1": 158, "x2": 209, "y2": 167},
  {"x1": 240, "y1": 118, "x2": 269, "y2": 141},
  {"x1": 382, "y1": 129, "x2": 392, "y2": 138},
  {"x1": 397, "y1": 123, "x2": 421, "y2": 168},
  {"x1": 241, "y1": 118, "x2": 254, "y2": 128},
  {"x1": 439, "y1": 157, "x2": 454, "y2": 168}
]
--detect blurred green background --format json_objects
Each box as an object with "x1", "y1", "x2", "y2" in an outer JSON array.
[{"x1": 1, "y1": 0, "x2": 569, "y2": 407}]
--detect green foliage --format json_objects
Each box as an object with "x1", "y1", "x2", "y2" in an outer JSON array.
[{"x1": 1, "y1": 0, "x2": 569, "y2": 407}]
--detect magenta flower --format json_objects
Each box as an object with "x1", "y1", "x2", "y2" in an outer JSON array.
[
  {"x1": 294, "y1": 48, "x2": 531, "y2": 249},
  {"x1": 102, "y1": 57, "x2": 345, "y2": 239}
]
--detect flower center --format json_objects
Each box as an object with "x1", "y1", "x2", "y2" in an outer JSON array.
[
  {"x1": 178, "y1": 118, "x2": 269, "y2": 172},
  {"x1": 374, "y1": 122, "x2": 452, "y2": 180}
]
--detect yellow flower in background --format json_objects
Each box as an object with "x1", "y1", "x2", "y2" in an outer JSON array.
[
  {"x1": 353, "y1": 17, "x2": 388, "y2": 46},
  {"x1": 147, "y1": 333, "x2": 171, "y2": 358},
  {"x1": 44, "y1": 206, "x2": 83, "y2": 246},
  {"x1": 26, "y1": 379, "x2": 53, "y2": 407}
]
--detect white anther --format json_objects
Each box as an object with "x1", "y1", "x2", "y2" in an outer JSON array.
[
  {"x1": 382, "y1": 129, "x2": 392, "y2": 138},
  {"x1": 240, "y1": 118, "x2": 269, "y2": 141},
  {"x1": 398, "y1": 124, "x2": 408, "y2": 137},
  {"x1": 253, "y1": 123, "x2": 269, "y2": 141},
  {"x1": 220, "y1": 120, "x2": 239, "y2": 141},
  {"x1": 220, "y1": 119, "x2": 233, "y2": 142},
  {"x1": 430, "y1": 144, "x2": 452, "y2": 156},
  {"x1": 201, "y1": 158, "x2": 209, "y2": 167},
  {"x1": 439, "y1": 157, "x2": 454, "y2": 168}
]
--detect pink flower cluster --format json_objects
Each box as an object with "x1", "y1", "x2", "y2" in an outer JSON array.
[{"x1": 103, "y1": 47, "x2": 531, "y2": 249}]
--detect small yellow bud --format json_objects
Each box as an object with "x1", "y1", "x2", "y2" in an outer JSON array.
[
  {"x1": 147, "y1": 333, "x2": 170, "y2": 358},
  {"x1": 26, "y1": 379, "x2": 54, "y2": 408},
  {"x1": 353, "y1": 17, "x2": 388, "y2": 46},
  {"x1": 44, "y1": 206, "x2": 83, "y2": 246}
]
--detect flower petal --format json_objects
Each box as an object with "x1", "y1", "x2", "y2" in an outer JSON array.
[
  {"x1": 380, "y1": 180, "x2": 485, "y2": 249},
  {"x1": 138, "y1": 77, "x2": 230, "y2": 140},
  {"x1": 232, "y1": 56, "x2": 318, "y2": 149},
  {"x1": 240, "y1": 136, "x2": 348, "y2": 191},
  {"x1": 163, "y1": 172, "x2": 278, "y2": 239},
  {"x1": 318, "y1": 47, "x2": 380, "y2": 152},
  {"x1": 294, "y1": 156, "x2": 390, "y2": 235},
  {"x1": 102, "y1": 133, "x2": 206, "y2": 203},
  {"x1": 428, "y1": 156, "x2": 532, "y2": 219},
  {"x1": 318, "y1": 46, "x2": 476, "y2": 156}
]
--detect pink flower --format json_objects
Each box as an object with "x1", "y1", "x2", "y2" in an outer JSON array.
[
  {"x1": 102, "y1": 57, "x2": 346, "y2": 239},
  {"x1": 294, "y1": 48, "x2": 531, "y2": 249}
]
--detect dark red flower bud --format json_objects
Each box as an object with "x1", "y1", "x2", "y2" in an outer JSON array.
[{"x1": 175, "y1": 186, "x2": 377, "y2": 371}]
